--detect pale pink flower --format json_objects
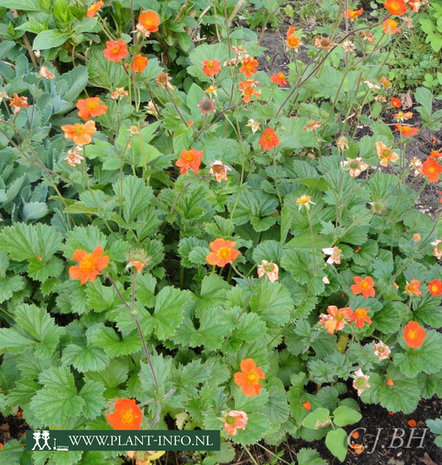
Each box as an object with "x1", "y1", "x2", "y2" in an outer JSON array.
[
  {"x1": 257, "y1": 260, "x2": 279, "y2": 283},
  {"x1": 39, "y1": 66, "x2": 55, "y2": 79},
  {"x1": 431, "y1": 239, "x2": 441, "y2": 260},
  {"x1": 224, "y1": 410, "x2": 248, "y2": 436},
  {"x1": 341, "y1": 158, "x2": 368, "y2": 177},
  {"x1": 322, "y1": 246, "x2": 343, "y2": 265},
  {"x1": 209, "y1": 160, "x2": 231, "y2": 183},
  {"x1": 373, "y1": 341, "x2": 391, "y2": 360},
  {"x1": 65, "y1": 147, "x2": 84, "y2": 167},
  {"x1": 352, "y1": 369, "x2": 370, "y2": 396}
]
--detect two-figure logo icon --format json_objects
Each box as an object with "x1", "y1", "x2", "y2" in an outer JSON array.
[{"x1": 31, "y1": 430, "x2": 51, "y2": 450}]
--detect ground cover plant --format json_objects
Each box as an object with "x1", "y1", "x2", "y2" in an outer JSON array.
[{"x1": 0, "y1": 0, "x2": 441, "y2": 464}]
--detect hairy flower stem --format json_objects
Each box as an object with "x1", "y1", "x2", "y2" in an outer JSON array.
[{"x1": 107, "y1": 273, "x2": 161, "y2": 424}]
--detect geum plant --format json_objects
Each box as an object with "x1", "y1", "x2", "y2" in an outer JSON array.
[{"x1": 0, "y1": 0, "x2": 441, "y2": 464}]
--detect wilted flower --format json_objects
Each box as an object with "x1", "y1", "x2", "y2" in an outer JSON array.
[
  {"x1": 380, "y1": 76, "x2": 391, "y2": 88},
  {"x1": 39, "y1": 66, "x2": 55, "y2": 79},
  {"x1": 353, "y1": 369, "x2": 370, "y2": 396},
  {"x1": 111, "y1": 87, "x2": 129, "y2": 100},
  {"x1": 65, "y1": 147, "x2": 84, "y2": 167},
  {"x1": 257, "y1": 260, "x2": 279, "y2": 283},
  {"x1": 376, "y1": 141, "x2": 399, "y2": 167},
  {"x1": 394, "y1": 111, "x2": 413, "y2": 121},
  {"x1": 302, "y1": 120, "x2": 322, "y2": 131},
  {"x1": 364, "y1": 81, "x2": 381, "y2": 90},
  {"x1": 129, "y1": 125, "x2": 140, "y2": 135},
  {"x1": 296, "y1": 194, "x2": 315, "y2": 210},
  {"x1": 373, "y1": 341, "x2": 391, "y2": 360},
  {"x1": 360, "y1": 31, "x2": 375, "y2": 43},
  {"x1": 314, "y1": 36, "x2": 337, "y2": 50},
  {"x1": 342, "y1": 40, "x2": 356, "y2": 52},
  {"x1": 322, "y1": 246, "x2": 343, "y2": 265},
  {"x1": 145, "y1": 100, "x2": 159, "y2": 117},
  {"x1": 322, "y1": 275, "x2": 330, "y2": 284},
  {"x1": 204, "y1": 85, "x2": 218, "y2": 95},
  {"x1": 431, "y1": 239, "x2": 441, "y2": 259},
  {"x1": 370, "y1": 200, "x2": 386, "y2": 215},
  {"x1": 223, "y1": 410, "x2": 248, "y2": 436},
  {"x1": 247, "y1": 119, "x2": 260, "y2": 133},
  {"x1": 382, "y1": 19, "x2": 402, "y2": 34},
  {"x1": 410, "y1": 157, "x2": 423, "y2": 176},
  {"x1": 413, "y1": 234, "x2": 421, "y2": 242},
  {"x1": 341, "y1": 158, "x2": 368, "y2": 177},
  {"x1": 9, "y1": 93, "x2": 29, "y2": 114},
  {"x1": 126, "y1": 248, "x2": 151, "y2": 273},
  {"x1": 209, "y1": 160, "x2": 231, "y2": 182},
  {"x1": 198, "y1": 97, "x2": 216, "y2": 115},
  {"x1": 336, "y1": 136, "x2": 349, "y2": 150},
  {"x1": 156, "y1": 72, "x2": 174, "y2": 90}
]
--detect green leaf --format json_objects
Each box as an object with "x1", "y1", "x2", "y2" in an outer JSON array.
[
  {"x1": 262, "y1": 378, "x2": 289, "y2": 426},
  {"x1": 0, "y1": 223, "x2": 62, "y2": 261},
  {"x1": 30, "y1": 367, "x2": 85, "y2": 426},
  {"x1": 249, "y1": 280, "x2": 293, "y2": 327},
  {"x1": 302, "y1": 408, "x2": 331, "y2": 429},
  {"x1": 296, "y1": 448, "x2": 327, "y2": 465},
  {"x1": 0, "y1": 0, "x2": 43, "y2": 11},
  {"x1": 61, "y1": 344, "x2": 110, "y2": 373},
  {"x1": 88, "y1": 325, "x2": 141, "y2": 358},
  {"x1": 113, "y1": 175, "x2": 153, "y2": 223},
  {"x1": 325, "y1": 428, "x2": 347, "y2": 462},
  {"x1": 79, "y1": 380, "x2": 105, "y2": 420},
  {"x1": 333, "y1": 405, "x2": 362, "y2": 426},
  {"x1": 0, "y1": 275, "x2": 25, "y2": 303},
  {"x1": 0, "y1": 304, "x2": 63, "y2": 358},
  {"x1": 33, "y1": 30, "x2": 70, "y2": 50},
  {"x1": 153, "y1": 287, "x2": 193, "y2": 339}
]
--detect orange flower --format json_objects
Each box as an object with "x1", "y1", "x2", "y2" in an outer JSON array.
[
  {"x1": 351, "y1": 276, "x2": 375, "y2": 298},
  {"x1": 223, "y1": 410, "x2": 248, "y2": 436},
  {"x1": 76, "y1": 97, "x2": 108, "y2": 120},
  {"x1": 68, "y1": 245, "x2": 109, "y2": 285},
  {"x1": 395, "y1": 123, "x2": 418, "y2": 137},
  {"x1": 103, "y1": 39, "x2": 128, "y2": 62},
  {"x1": 176, "y1": 148, "x2": 203, "y2": 175},
  {"x1": 271, "y1": 72, "x2": 288, "y2": 86},
  {"x1": 344, "y1": 7, "x2": 363, "y2": 19},
  {"x1": 238, "y1": 79, "x2": 261, "y2": 103},
  {"x1": 403, "y1": 320, "x2": 426, "y2": 349},
  {"x1": 61, "y1": 120, "x2": 96, "y2": 146},
  {"x1": 106, "y1": 398, "x2": 143, "y2": 430},
  {"x1": 360, "y1": 31, "x2": 375, "y2": 43},
  {"x1": 202, "y1": 59, "x2": 221, "y2": 77},
  {"x1": 382, "y1": 19, "x2": 401, "y2": 34},
  {"x1": 86, "y1": 0, "x2": 103, "y2": 17},
  {"x1": 405, "y1": 279, "x2": 421, "y2": 296},
  {"x1": 391, "y1": 97, "x2": 401, "y2": 108},
  {"x1": 286, "y1": 26, "x2": 301, "y2": 49},
  {"x1": 422, "y1": 158, "x2": 442, "y2": 182},
  {"x1": 259, "y1": 128, "x2": 280, "y2": 150},
  {"x1": 9, "y1": 93, "x2": 29, "y2": 114},
  {"x1": 384, "y1": 0, "x2": 407, "y2": 15},
  {"x1": 234, "y1": 358, "x2": 265, "y2": 397},
  {"x1": 239, "y1": 56, "x2": 258, "y2": 78},
  {"x1": 206, "y1": 238, "x2": 240, "y2": 267},
  {"x1": 137, "y1": 10, "x2": 161, "y2": 36},
  {"x1": 380, "y1": 76, "x2": 391, "y2": 88},
  {"x1": 428, "y1": 279, "x2": 442, "y2": 297},
  {"x1": 349, "y1": 308, "x2": 372, "y2": 328},
  {"x1": 319, "y1": 305, "x2": 353, "y2": 334},
  {"x1": 376, "y1": 141, "x2": 399, "y2": 167},
  {"x1": 408, "y1": 419, "x2": 417, "y2": 427},
  {"x1": 430, "y1": 150, "x2": 441, "y2": 159},
  {"x1": 386, "y1": 378, "x2": 395, "y2": 386},
  {"x1": 407, "y1": 0, "x2": 422, "y2": 12},
  {"x1": 302, "y1": 401, "x2": 311, "y2": 410},
  {"x1": 132, "y1": 54, "x2": 148, "y2": 73}
]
